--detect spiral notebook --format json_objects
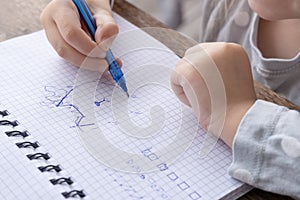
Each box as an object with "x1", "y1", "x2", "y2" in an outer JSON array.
[{"x1": 0, "y1": 13, "x2": 251, "y2": 199}]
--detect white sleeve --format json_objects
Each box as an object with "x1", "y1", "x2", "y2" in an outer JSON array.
[{"x1": 228, "y1": 100, "x2": 300, "y2": 199}]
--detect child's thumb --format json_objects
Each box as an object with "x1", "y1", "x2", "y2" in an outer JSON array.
[{"x1": 93, "y1": 9, "x2": 119, "y2": 45}]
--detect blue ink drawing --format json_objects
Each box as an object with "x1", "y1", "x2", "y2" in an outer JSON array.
[
  {"x1": 95, "y1": 98, "x2": 110, "y2": 107},
  {"x1": 55, "y1": 87, "x2": 95, "y2": 128},
  {"x1": 41, "y1": 81, "x2": 110, "y2": 128},
  {"x1": 41, "y1": 81, "x2": 144, "y2": 129}
]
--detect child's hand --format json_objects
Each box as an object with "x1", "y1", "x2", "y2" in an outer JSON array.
[
  {"x1": 171, "y1": 43, "x2": 257, "y2": 147},
  {"x1": 40, "y1": 0, "x2": 118, "y2": 72}
]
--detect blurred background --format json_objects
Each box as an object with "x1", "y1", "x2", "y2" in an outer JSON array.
[
  {"x1": 128, "y1": 0, "x2": 201, "y2": 40},
  {"x1": 0, "y1": 0, "x2": 201, "y2": 42}
]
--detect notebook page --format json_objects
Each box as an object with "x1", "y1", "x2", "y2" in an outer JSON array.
[
  {"x1": 0, "y1": 115, "x2": 64, "y2": 200},
  {"x1": 0, "y1": 13, "x2": 244, "y2": 200}
]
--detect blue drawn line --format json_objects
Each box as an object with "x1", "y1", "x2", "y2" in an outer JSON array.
[
  {"x1": 56, "y1": 88, "x2": 74, "y2": 107},
  {"x1": 95, "y1": 98, "x2": 110, "y2": 107},
  {"x1": 42, "y1": 80, "x2": 141, "y2": 128},
  {"x1": 167, "y1": 172, "x2": 179, "y2": 181},
  {"x1": 54, "y1": 87, "x2": 95, "y2": 128},
  {"x1": 42, "y1": 81, "x2": 101, "y2": 128},
  {"x1": 43, "y1": 86, "x2": 68, "y2": 106},
  {"x1": 141, "y1": 147, "x2": 200, "y2": 199},
  {"x1": 130, "y1": 111, "x2": 143, "y2": 115},
  {"x1": 131, "y1": 94, "x2": 138, "y2": 99},
  {"x1": 104, "y1": 168, "x2": 145, "y2": 199},
  {"x1": 125, "y1": 159, "x2": 170, "y2": 199},
  {"x1": 178, "y1": 182, "x2": 190, "y2": 191},
  {"x1": 189, "y1": 192, "x2": 201, "y2": 200}
]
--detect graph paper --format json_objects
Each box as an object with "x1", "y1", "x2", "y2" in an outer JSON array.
[{"x1": 0, "y1": 13, "x2": 249, "y2": 199}]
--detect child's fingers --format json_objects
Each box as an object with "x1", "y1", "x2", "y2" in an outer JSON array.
[
  {"x1": 116, "y1": 58, "x2": 123, "y2": 67},
  {"x1": 170, "y1": 60, "x2": 192, "y2": 107},
  {"x1": 52, "y1": 4, "x2": 105, "y2": 58},
  {"x1": 171, "y1": 79, "x2": 191, "y2": 107},
  {"x1": 95, "y1": 19, "x2": 119, "y2": 45},
  {"x1": 40, "y1": 0, "x2": 120, "y2": 72},
  {"x1": 88, "y1": 0, "x2": 119, "y2": 45},
  {"x1": 44, "y1": 21, "x2": 108, "y2": 72},
  {"x1": 101, "y1": 58, "x2": 123, "y2": 82}
]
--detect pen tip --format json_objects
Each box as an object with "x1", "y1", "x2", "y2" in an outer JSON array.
[{"x1": 126, "y1": 91, "x2": 129, "y2": 98}]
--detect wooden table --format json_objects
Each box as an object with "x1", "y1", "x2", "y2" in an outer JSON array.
[{"x1": 0, "y1": 0, "x2": 297, "y2": 199}]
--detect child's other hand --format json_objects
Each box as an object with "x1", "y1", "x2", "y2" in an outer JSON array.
[
  {"x1": 40, "y1": 0, "x2": 118, "y2": 72},
  {"x1": 171, "y1": 43, "x2": 257, "y2": 147}
]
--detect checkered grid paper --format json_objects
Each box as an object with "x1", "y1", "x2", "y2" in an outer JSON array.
[{"x1": 0, "y1": 13, "x2": 244, "y2": 199}]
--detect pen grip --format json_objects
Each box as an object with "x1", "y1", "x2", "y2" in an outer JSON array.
[
  {"x1": 106, "y1": 49, "x2": 122, "y2": 81},
  {"x1": 73, "y1": 0, "x2": 128, "y2": 93},
  {"x1": 108, "y1": 60, "x2": 123, "y2": 82}
]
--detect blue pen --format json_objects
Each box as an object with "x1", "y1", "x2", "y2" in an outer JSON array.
[{"x1": 72, "y1": 0, "x2": 129, "y2": 97}]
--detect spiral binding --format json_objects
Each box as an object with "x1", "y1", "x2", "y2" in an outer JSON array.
[
  {"x1": 62, "y1": 190, "x2": 86, "y2": 198},
  {"x1": 0, "y1": 120, "x2": 19, "y2": 127},
  {"x1": 0, "y1": 110, "x2": 9, "y2": 117},
  {"x1": 0, "y1": 110, "x2": 86, "y2": 198},
  {"x1": 50, "y1": 177, "x2": 74, "y2": 185},
  {"x1": 27, "y1": 153, "x2": 51, "y2": 160},
  {"x1": 5, "y1": 130, "x2": 29, "y2": 138},
  {"x1": 38, "y1": 165, "x2": 62, "y2": 173},
  {"x1": 16, "y1": 141, "x2": 39, "y2": 149}
]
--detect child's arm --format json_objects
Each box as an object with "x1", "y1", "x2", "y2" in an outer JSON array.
[
  {"x1": 171, "y1": 43, "x2": 300, "y2": 199},
  {"x1": 40, "y1": 0, "x2": 118, "y2": 71}
]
